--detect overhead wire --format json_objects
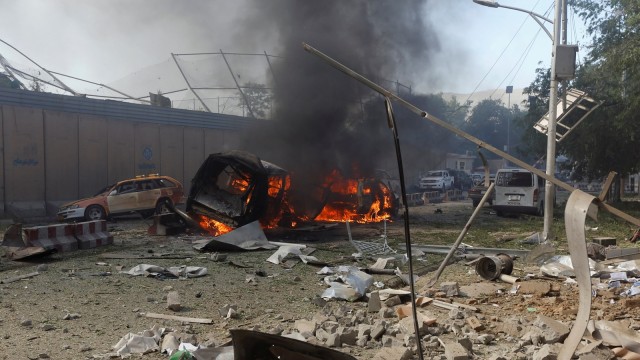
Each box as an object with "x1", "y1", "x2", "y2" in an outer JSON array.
[
  {"x1": 460, "y1": 0, "x2": 548, "y2": 109},
  {"x1": 489, "y1": 2, "x2": 555, "y2": 99}
]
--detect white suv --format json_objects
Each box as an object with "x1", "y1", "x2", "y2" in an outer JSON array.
[{"x1": 419, "y1": 170, "x2": 454, "y2": 191}]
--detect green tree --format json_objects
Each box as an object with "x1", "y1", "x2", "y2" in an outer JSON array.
[
  {"x1": 558, "y1": 1, "x2": 640, "y2": 189},
  {"x1": 462, "y1": 98, "x2": 526, "y2": 165},
  {"x1": 239, "y1": 82, "x2": 273, "y2": 119}
]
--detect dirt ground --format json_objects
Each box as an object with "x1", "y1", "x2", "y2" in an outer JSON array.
[{"x1": 0, "y1": 200, "x2": 637, "y2": 359}]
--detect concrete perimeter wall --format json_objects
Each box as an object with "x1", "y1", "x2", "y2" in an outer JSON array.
[{"x1": 0, "y1": 88, "x2": 250, "y2": 220}]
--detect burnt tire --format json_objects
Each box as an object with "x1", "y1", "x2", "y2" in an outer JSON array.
[
  {"x1": 155, "y1": 199, "x2": 173, "y2": 215},
  {"x1": 85, "y1": 205, "x2": 106, "y2": 221}
]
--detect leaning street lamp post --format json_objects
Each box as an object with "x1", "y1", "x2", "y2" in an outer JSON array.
[{"x1": 473, "y1": 0, "x2": 563, "y2": 241}]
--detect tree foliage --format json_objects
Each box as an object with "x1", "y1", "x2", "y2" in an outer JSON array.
[
  {"x1": 240, "y1": 82, "x2": 273, "y2": 119},
  {"x1": 522, "y1": 1, "x2": 640, "y2": 182}
]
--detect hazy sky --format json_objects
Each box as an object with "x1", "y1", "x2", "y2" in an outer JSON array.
[{"x1": 0, "y1": 0, "x2": 587, "y2": 99}]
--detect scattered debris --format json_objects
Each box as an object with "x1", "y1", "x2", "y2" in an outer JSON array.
[{"x1": 121, "y1": 264, "x2": 208, "y2": 279}]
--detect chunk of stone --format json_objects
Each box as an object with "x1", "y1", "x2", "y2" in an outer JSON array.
[
  {"x1": 477, "y1": 334, "x2": 495, "y2": 345},
  {"x1": 218, "y1": 304, "x2": 237, "y2": 318},
  {"x1": 322, "y1": 321, "x2": 339, "y2": 334},
  {"x1": 326, "y1": 333, "x2": 341, "y2": 347},
  {"x1": 372, "y1": 347, "x2": 413, "y2": 360},
  {"x1": 356, "y1": 335, "x2": 368, "y2": 347},
  {"x1": 315, "y1": 328, "x2": 330, "y2": 342},
  {"x1": 368, "y1": 291, "x2": 382, "y2": 313},
  {"x1": 338, "y1": 326, "x2": 358, "y2": 345},
  {"x1": 532, "y1": 344, "x2": 559, "y2": 360},
  {"x1": 371, "y1": 322, "x2": 386, "y2": 340},
  {"x1": 295, "y1": 319, "x2": 317, "y2": 338},
  {"x1": 358, "y1": 324, "x2": 372, "y2": 339},
  {"x1": 166, "y1": 291, "x2": 181, "y2": 312},
  {"x1": 379, "y1": 307, "x2": 395, "y2": 318},
  {"x1": 440, "y1": 282, "x2": 459, "y2": 297},
  {"x1": 384, "y1": 295, "x2": 401, "y2": 307},
  {"x1": 444, "y1": 341, "x2": 469, "y2": 360},
  {"x1": 533, "y1": 315, "x2": 570, "y2": 344}
]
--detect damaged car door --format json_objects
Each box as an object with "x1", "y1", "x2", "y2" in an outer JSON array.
[{"x1": 107, "y1": 180, "x2": 139, "y2": 214}]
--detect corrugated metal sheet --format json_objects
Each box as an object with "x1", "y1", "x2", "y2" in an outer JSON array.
[{"x1": 0, "y1": 87, "x2": 256, "y2": 130}]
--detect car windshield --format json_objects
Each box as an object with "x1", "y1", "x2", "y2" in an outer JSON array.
[
  {"x1": 497, "y1": 172, "x2": 533, "y2": 187},
  {"x1": 428, "y1": 171, "x2": 443, "y2": 177},
  {"x1": 94, "y1": 184, "x2": 115, "y2": 196}
]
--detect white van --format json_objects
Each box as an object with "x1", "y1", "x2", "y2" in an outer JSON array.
[{"x1": 493, "y1": 168, "x2": 545, "y2": 216}]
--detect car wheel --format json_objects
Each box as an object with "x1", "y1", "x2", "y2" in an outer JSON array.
[
  {"x1": 85, "y1": 205, "x2": 106, "y2": 221},
  {"x1": 496, "y1": 210, "x2": 504, "y2": 217},
  {"x1": 155, "y1": 199, "x2": 173, "y2": 215},
  {"x1": 472, "y1": 199, "x2": 480, "y2": 207}
]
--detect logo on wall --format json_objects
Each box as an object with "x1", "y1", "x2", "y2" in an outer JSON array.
[{"x1": 143, "y1": 147, "x2": 153, "y2": 161}]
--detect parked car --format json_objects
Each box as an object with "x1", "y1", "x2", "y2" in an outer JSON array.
[
  {"x1": 468, "y1": 173, "x2": 496, "y2": 207},
  {"x1": 447, "y1": 169, "x2": 474, "y2": 190},
  {"x1": 418, "y1": 170, "x2": 454, "y2": 192},
  {"x1": 468, "y1": 183, "x2": 495, "y2": 207},
  {"x1": 57, "y1": 174, "x2": 184, "y2": 221}
]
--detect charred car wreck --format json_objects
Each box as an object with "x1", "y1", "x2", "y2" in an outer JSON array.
[
  {"x1": 162, "y1": 150, "x2": 398, "y2": 237},
  {"x1": 186, "y1": 150, "x2": 290, "y2": 236}
]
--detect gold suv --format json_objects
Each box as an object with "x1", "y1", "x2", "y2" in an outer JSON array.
[{"x1": 57, "y1": 174, "x2": 184, "y2": 221}]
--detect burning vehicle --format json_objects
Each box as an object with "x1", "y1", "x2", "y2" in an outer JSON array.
[
  {"x1": 179, "y1": 150, "x2": 398, "y2": 237},
  {"x1": 186, "y1": 150, "x2": 290, "y2": 236}
]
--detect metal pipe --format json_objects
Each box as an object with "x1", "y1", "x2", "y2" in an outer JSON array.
[
  {"x1": 543, "y1": 0, "x2": 564, "y2": 241},
  {"x1": 498, "y1": 274, "x2": 520, "y2": 284},
  {"x1": 426, "y1": 182, "x2": 495, "y2": 287}
]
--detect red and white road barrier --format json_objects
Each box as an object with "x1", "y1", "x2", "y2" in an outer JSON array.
[
  {"x1": 23, "y1": 224, "x2": 78, "y2": 253},
  {"x1": 73, "y1": 220, "x2": 113, "y2": 250}
]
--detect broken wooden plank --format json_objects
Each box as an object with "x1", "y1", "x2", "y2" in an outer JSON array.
[
  {"x1": 0, "y1": 271, "x2": 40, "y2": 284},
  {"x1": 144, "y1": 312, "x2": 213, "y2": 324}
]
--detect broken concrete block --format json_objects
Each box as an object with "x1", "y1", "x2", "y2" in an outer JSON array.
[
  {"x1": 166, "y1": 291, "x2": 181, "y2": 312},
  {"x1": 338, "y1": 326, "x2": 358, "y2": 345},
  {"x1": 295, "y1": 319, "x2": 317, "y2": 338},
  {"x1": 378, "y1": 307, "x2": 395, "y2": 318},
  {"x1": 218, "y1": 304, "x2": 237, "y2": 318},
  {"x1": 449, "y1": 308, "x2": 465, "y2": 320},
  {"x1": 498, "y1": 321, "x2": 523, "y2": 337},
  {"x1": 457, "y1": 337, "x2": 473, "y2": 352},
  {"x1": 322, "y1": 321, "x2": 339, "y2": 334},
  {"x1": 315, "y1": 328, "x2": 330, "y2": 342},
  {"x1": 356, "y1": 335, "x2": 368, "y2": 347},
  {"x1": 441, "y1": 281, "x2": 459, "y2": 297},
  {"x1": 518, "y1": 281, "x2": 551, "y2": 296},
  {"x1": 398, "y1": 315, "x2": 429, "y2": 336},
  {"x1": 371, "y1": 322, "x2": 386, "y2": 340},
  {"x1": 532, "y1": 344, "x2": 559, "y2": 360},
  {"x1": 533, "y1": 315, "x2": 570, "y2": 344},
  {"x1": 372, "y1": 347, "x2": 412, "y2": 360},
  {"x1": 326, "y1": 333, "x2": 341, "y2": 347},
  {"x1": 624, "y1": 298, "x2": 640, "y2": 308},
  {"x1": 381, "y1": 335, "x2": 395, "y2": 347},
  {"x1": 477, "y1": 334, "x2": 495, "y2": 345},
  {"x1": 384, "y1": 295, "x2": 402, "y2": 307},
  {"x1": 444, "y1": 341, "x2": 469, "y2": 360},
  {"x1": 358, "y1": 324, "x2": 372, "y2": 339},
  {"x1": 466, "y1": 316, "x2": 484, "y2": 331},
  {"x1": 368, "y1": 291, "x2": 382, "y2": 312}
]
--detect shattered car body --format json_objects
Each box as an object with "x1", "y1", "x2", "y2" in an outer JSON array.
[{"x1": 186, "y1": 150, "x2": 290, "y2": 235}]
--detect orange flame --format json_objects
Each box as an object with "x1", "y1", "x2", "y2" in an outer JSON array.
[
  {"x1": 197, "y1": 214, "x2": 234, "y2": 236},
  {"x1": 313, "y1": 170, "x2": 394, "y2": 224}
]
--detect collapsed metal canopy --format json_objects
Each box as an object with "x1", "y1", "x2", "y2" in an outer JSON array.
[{"x1": 534, "y1": 88, "x2": 602, "y2": 142}]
